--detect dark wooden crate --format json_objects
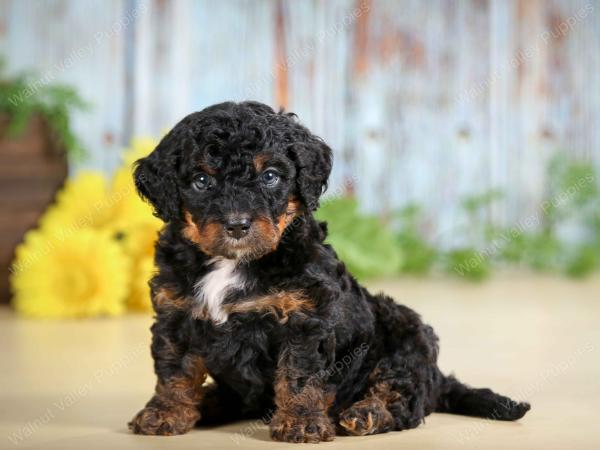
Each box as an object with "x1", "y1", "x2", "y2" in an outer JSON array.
[{"x1": 0, "y1": 116, "x2": 67, "y2": 304}]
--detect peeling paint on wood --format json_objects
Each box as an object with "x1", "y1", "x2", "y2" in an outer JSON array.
[
  {"x1": 274, "y1": 0, "x2": 289, "y2": 109},
  {"x1": 0, "y1": 0, "x2": 598, "y2": 241}
]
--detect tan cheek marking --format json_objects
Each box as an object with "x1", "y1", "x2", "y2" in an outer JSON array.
[
  {"x1": 277, "y1": 215, "x2": 287, "y2": 234},
  {"x1": 254, "y1": 216, "x2": 280, "y2": 249},
  {"x1": 277, "y1": 198, "x2": 302, "y2": 234},
  {"x1": 183, "y1": 212, "x2": 202, "y2": 244},
  {"x1": 201, "y1": 222, "x2": 222, "y2": 246},
  {"x1": 182, "y1": 211, "x2": 221, "y2": 255}
]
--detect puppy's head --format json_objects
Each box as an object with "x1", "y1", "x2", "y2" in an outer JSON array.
[{"x1": 134, "y1": 101, "x2": 332, "y2": 261}]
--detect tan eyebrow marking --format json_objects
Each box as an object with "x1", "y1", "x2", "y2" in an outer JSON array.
[
  {"x1": 253, "y1": 153, "x2": 272, "y2": 172},
  {"x1": 198, "y1": 161, "x2": 217, "y2": 175}
]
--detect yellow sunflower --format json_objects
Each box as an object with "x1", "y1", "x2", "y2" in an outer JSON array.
[
  {"x1": 11, "y1": 228, "x2": 130, "y2": 318},
  {"x1": 112, "y1": 136, "x2": 162, "y2": 312},
  {"x1": 109, "y1": 166, "x2": 161, "y2": 233},
  {"x1": 38, "y1": 171, "x2": 114, "y2": 236},
  {"x1": 127, "y1": 255, "x2": 156, "y2": 312},
  {"x1": 11, "y1": 136, "x2": 163, "y2": 318},
  {"x1": 120, "y1": 221, "x2": 161, "y2": 312}
]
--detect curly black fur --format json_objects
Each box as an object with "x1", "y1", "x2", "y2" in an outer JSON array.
[{"x1": 128, "y1": 101, "x2": 530, "y2": 442}]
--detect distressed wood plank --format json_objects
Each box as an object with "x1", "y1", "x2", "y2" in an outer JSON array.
[{"x1": 0, "y1": 0, "x2": 598, "y2": 243}]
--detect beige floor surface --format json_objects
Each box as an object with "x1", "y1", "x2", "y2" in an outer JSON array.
[{"x1": 1, "y1": 274, "x2": 599, "y2": 449}]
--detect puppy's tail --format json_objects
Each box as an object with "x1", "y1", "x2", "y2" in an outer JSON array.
[{"x1": 436, "y1": 375, "x2": 530, "y2": 421}]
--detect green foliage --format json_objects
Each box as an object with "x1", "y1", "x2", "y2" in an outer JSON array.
[
  {"x1": 446, "y1": 158, "x2": 598, "y2": 279},
  {"x1": 496, "y1": 230, "x2": 557, "y2": 270},
  {"x1": 461, "y1": 189, "x2": 504, "y2": 215},
  {"x1": 394, "y1": 204, "x2": 437, "y2": 274},
  {"x1": 547, "y1": 156, "x2": 598, "y2": 205},
  {"x1": 439, "y1": 189, "x2": 503, "y2": 281},
  {"x1": 315, "y1": 198, "x2": 403, "y2": 280},
  {"x1": 316, "y1": 154, "x2": 600, "y2": 282},
  {"x1": 564, "y1": 244, "x2": 599, "y2": 278},
  {"x1": 519, "y1": 232, "x2": 563, "y2": 271},
  {"x1": 0, "y1": 57, "x2": 88, "y2": 162},
  {"x1": 444, "y1": 248, "x2": 490, "y2": 282}
]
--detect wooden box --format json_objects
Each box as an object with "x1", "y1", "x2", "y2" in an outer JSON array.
[{"x1": 0, "y1": 116, "x2": 67, "y2": 304}]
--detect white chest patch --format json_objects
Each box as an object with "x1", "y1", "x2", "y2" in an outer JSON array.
[{"x1": 193, "y1": 257, "x2": 245, "y2": 324}]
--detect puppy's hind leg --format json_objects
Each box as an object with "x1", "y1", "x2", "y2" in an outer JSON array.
[
  {"x1": 340, "y1": 294, "x2": 443, "y2": 435},
  {"x1": 338, "y1": 357, "x2": 436, "y2": 436},
  {"x1": 338, "y1": 395, "x2": 395, "y2": 436}
]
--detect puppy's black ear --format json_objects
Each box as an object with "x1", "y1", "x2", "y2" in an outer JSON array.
[
  {"x1": 133, "y1": 136, "x2": 181, "y2": 222},
  {"x1": 289, "y1": 136, "x2": 333, "y2": 212}
]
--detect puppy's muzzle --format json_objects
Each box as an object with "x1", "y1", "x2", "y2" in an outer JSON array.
[{"x1": 224, "y1": 215, "x2": 252, "y2": 240}]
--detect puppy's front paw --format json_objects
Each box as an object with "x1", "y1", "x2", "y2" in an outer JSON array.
[
  {"x1": 129, "y1": 403, "x2": 199, "y2": 436},
  {"x1": 270, "y1": 411, "x2": 335, "y2": 443}
]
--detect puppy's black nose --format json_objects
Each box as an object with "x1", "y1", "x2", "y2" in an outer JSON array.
[{"x1": 225, "y1": 216, "x2": 252, "y2": 239}]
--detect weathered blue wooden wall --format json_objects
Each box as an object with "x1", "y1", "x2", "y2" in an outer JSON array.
[{"x1": 1, "y1": 0, "x2": 599, "y2": 240}]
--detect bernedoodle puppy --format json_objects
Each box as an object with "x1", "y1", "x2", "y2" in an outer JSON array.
[{"x1": 128, "y1": 101, "x2": 530, "y2": 442}]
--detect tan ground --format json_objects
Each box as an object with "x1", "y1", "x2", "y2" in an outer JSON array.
[{"x1": 1, "y1": 274, "x2": 599, "y2": 450}]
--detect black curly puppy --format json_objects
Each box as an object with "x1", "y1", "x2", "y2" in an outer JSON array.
[{"x1": 128, "y1": 101, "x2": 530, "y2": 442}]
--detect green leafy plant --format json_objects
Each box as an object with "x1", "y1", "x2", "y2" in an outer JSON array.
[
  {"x1": 315, "y1": 197, "x2": 403, "y2": 280},
  {"x1": 393, "y1": 204, "x2": 437, "y2": 274},
  {"x1": 444, "y1": 248, "x2": 490, "y2": 281},
  {"x1": 316, "y1": 154, "x2": 600, "y2": 282},
  {"x1": 564, "y1": 244, "x2": 599, "y2": 278},
  {"x1": 0, "y1": 57, "x2": 88, "y2": 161},
  {"x1": 545, "y1": 155, "x2": 598, "y2": 225},
  {"x1": 438, "y1": 189, "x2": 504, "y2": 281},
  {"x1": 517, "y1": 232, "x2": 563, "y2": 272},
  {"x1": 548, "y1": 157, "x2": 600, "y2": 277},
  {"x1": 496, "y1": 230, "x2": 556, "y2": 269}
]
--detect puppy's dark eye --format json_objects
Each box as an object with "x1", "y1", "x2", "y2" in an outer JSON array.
[
  {"x1": 261, "y1": 169, "x2": 280, "y2": 187},
  {"x1": 192, "y1": 172, "x2": 212, "y2": 191}
]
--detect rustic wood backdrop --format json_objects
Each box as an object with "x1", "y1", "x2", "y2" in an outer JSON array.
[{"x1": 1, "y1": 0, "x2": 599, "y2": 241}]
